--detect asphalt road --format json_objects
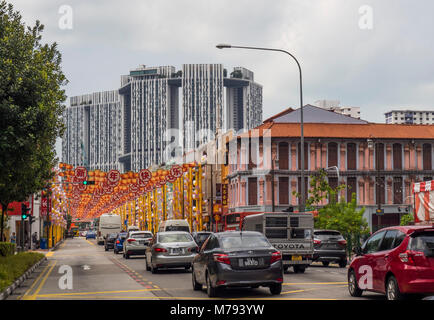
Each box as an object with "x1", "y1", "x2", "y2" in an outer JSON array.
[{"x1": 8, "y1": 237, "x2": 387, "y2": 300}]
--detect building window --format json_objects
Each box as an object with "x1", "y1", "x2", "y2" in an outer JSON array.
[
  {"x1": 347, "y1": 177, "x2": 357, "y2": 202},
  {"x1": 328, "y1": 142, "x2": 338, "y2": 167},
  {"x1": 279, "y1": 177, "x2": 289, "y2": 204},
  {"x1": 347, "y1": 143, "x2": 357, "y2": 170},
  {"x1": 375, "y1": 143, "x2": 385, "y2": 170},
  {"x1": 423, "y1": 143, "x2": 432, "y2": 170},
  {"x1": 248, "y1": 177, "x2": 258, "y2": 206},
  {"x1": 393, "y1": 143, "x2": 402, "y2": 170},
  {"x1": 393, "y1": 177, "x2": 403, "y2": 204},
  {"x1": 278, "y1": 142, "x2": 289, "y2": 170},
  {"x1": 376, "y1": 176, "x2": 385, "y2": 205}
]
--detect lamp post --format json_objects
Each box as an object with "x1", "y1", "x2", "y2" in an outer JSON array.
[
  {"x1": 216, "y1": 44, "x2": 305, "y2": 212},
  {"x1": 271, "y1": 155, "x2": 279, "y2": 212}
]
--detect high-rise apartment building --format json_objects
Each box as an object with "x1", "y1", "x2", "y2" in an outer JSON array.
[
  {"x1": 62, "y1": 64, "x2": 263, "y2": 172},
  {"x1": 385, "y1": 110, "x2": 434, "y2": 124},
  {"x1": 314, "y1": 99, "x2": 361, "y2": 119}
]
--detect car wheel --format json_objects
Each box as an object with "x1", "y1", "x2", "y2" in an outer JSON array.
[
  {"x1": 125, "y1": 253, "x2": 130, "y2": 259},
  {"x1": 114, "y1": 249, "x2": 118, "y2": 254},
  {"x1": 192, "y1": 268, "x2": 202, "y2": 291},
  {"x1": 105, "y1": 246, "x2": 108, "y2": 251},
  {"x1": 185, "y1": 265, "x2": 191, "y2": 272},
  {"x1": 145, "y1": 257, "x2": 151, "y2": 271},
  {"x1": 150, "y1": 259, "x2": 158, "y2": 274},
  {"x1": 386, "y1": 275, "x2": 403, "y2": 301},
  {"x1": 251, "y1": 285, "x2": 260, "y2": 289},
  {"x1": 348, "y1": 270, "x2": 363, "y2": 297},
  {"x1": 322, "y1": 261, "x2": 330, "y2": 267},
  {"x1": 283, "y1": 266, "x2": 289, "y2": 273},
  {"x1": 339, "y1": 259, "x2": 347, "y2": 268},
  {"x1": 269, "y1": 283, "x2": 282, "y2": 295},
  {"x1": 206, "y1": 273, "x2": 218, "y2": 298},
  {"x1": 294, "y1": 265, "x2": 306, "y2": 273}
]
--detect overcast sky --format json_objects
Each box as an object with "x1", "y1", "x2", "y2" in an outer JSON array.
[{"x1": 9, "y1": 0, "x2": 434, "y2": 158}]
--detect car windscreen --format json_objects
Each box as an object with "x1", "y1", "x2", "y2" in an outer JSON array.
[
  {"x1": 108, "y1": 233, "x2": 117, "y2": 239},
  {"x1": 165, "y1": 226, "x2": 190, "y2": 232},
  {"x1": 410, "y1": 232, "x2": 434, "y2": 257},
  {"x1": 119, "y1": 233, "x2": 127, "y2": 239},
  {"x1": 159, "y1": 233, "x2": 193, "y2": 243},
  {"x1": 131, "y1": 233, "x2": 152, "y2": 239},
  {"x1": 314, "y1": 231, "x2": 342, "y2": 239},
  {"x1": 220, "y1": 234, "x2": 270, "y2": 249}
]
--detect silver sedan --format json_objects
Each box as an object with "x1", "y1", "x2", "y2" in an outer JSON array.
[
  {"x1": 123, "y1": 231, "x2": 153, "y2": 259},
  {"x1": 145, "y1": 232, "x2": 199, "y2": 273}
]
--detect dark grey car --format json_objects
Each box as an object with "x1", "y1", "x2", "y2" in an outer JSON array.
[
  {"x1": 313, "y1": 230, "x2": 347, "y2": 267},
  {"x1": 104, "y1": 233, "x2": 118, "y2": 251},
  {"x1": 191, "y1": 231, "x2": 283, "y2": 297}
]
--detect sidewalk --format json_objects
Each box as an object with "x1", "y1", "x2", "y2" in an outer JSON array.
[{"x1": 29, "y1": 238, "x2": 65, "y2": 255}]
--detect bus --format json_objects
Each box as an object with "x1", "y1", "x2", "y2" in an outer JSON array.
[{"x1": 221, "y1": 211, "x2": 262, "y2": 231}]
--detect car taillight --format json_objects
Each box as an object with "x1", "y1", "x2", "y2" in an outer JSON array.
[
  {"x1": 116, "y1": 240, "x2": 120, "y2": 244},
  {"x1": 270, "y1": 251, "x2": 282, "y2": 264},
  {"x1": 213, "y1": 253, "x2": 231, "y2": 265},
  {"x1": 127, "y1": 239, "x2": 136, "y2": 243},
  {"x1": 154, "y1": 247, "x2": 167, "y2": 253},
  {"x1": 314, "y1": 238, "x2": 321, "y2": 245},
  {"x1": 399, "y1": 250, "x2": 424, "y2": 264},
  {"x1": 338, "y1": 239, "x2": 347, "y2": 246},
  {"x1": 277, "y1": 278, "x2": 283, "y2": 282}
]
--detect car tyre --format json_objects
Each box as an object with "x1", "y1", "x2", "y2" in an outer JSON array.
[
  {"x1": 339, "y1": 259, "x2": 347, "y2": 268},
  {"x1": 270, "y1": 283, "x2": 282, "y2": 295},
  {"x1": 206, "y1": 273, "x2": 218, "y2": 298},
  {"x1": 145, "y1": 257, "x2": 151, "y2": 271},
  {"x1": 150, "y1": 259, "x2": 158, "y2": 274},
  {"x1": 294, "y1": 265, "x2": 306, "y2": 273},
  {"x1": 386, "y1": 275, "x2": 403, "y2": 301},
  {"x1": 322, "y1": 261, "x2": 330, "y2": 267},
  {"x1": 105, "y1": 246, "x2": 108, "y2": 251},
  {"x1": 348, "y1": 270, "x2": 363, "y2": 297},
  {"x1": 192, "y1": 269, "x2": 202, "y2": 291},
  {"x1": 283, "y1": 266, "x2": 289, "y2": 273}
]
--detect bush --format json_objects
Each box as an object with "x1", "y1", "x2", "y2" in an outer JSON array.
[
  {"x1": 0, "y1": 242, "x2": 16, "y2": 257},
  {"x1": 0, "y1": 252, "x2": 45, "y2": 292}
]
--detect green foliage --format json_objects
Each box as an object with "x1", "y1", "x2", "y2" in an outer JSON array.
[
  {"x1": 0, "y1": 252, "x2": 44, "y2": 291},
  {"x1": 400, "y1": 213, "x2": 414, "y2": 226},
  {"x1": 0, "y1": 242, "x2": 15, "y2": 256},
  {"x1": 0, "y1": 1, "x2": 67, "y2": 238}
]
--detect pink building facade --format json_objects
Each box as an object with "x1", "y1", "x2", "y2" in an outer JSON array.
[{"x1": 227, "y1": 106, "x2": 434, "y2": 231}]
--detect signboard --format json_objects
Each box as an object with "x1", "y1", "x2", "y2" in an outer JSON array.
[
  {"x1": 222, "y1": 183, "x2": 228, "y2": 207},
  {"x1": 413, "y1": 180, "x2": 434, "y2": 223},
  {"x1": 375, "y1": 208, "x2": 384, "y2": 215}
]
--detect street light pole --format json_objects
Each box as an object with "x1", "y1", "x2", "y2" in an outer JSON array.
[
  {"x1": 325, "y1": 166, "x2": 340, "y2": 201},
  {"x1": 216, "y1": 44, "x2": 305, "y2": 212}
]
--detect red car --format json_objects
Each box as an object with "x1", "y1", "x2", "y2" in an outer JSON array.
[{"x1": 348, "y1": 225, "x2": 434, "y2": 300}]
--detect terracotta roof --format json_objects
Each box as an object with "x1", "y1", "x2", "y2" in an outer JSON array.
[
  {"x1": 239, "y1": 122, "x2": 434, "y2": 139},
  {"x1": 263, "y1": 107, "x2": 295, "y2": 123}
]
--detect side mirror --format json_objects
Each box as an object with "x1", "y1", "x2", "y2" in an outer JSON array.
[{"x1": 354, "y1": 246, "x2": 363, "y2": 256}]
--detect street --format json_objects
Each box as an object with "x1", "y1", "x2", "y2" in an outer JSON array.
[{"x1": 8, "y1": 237, "x2": 386, "y2": 300}]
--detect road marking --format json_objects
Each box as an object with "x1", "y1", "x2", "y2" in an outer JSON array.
[
  {"x1": 35, "y1": 288, "x2": 162, "y2": 297},
  {"x1": 86, "y1": 240, "x2": 95, "y2": 246},
  {"x1": 23, "y1": 261, "x2": 57, "y2": 300},
  {"x1": 46, "y1": 252, "x2": 54, "y2": 257},
  {"x1": 19, "y1": 261, "x2": 52, "y2": 300},
  {"x1": 281, "y1": 289, "x2": 307, "y2": 294}
]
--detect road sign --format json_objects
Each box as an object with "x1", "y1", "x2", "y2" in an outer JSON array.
[{"x1": 376, "y1": 208, "x2": 384, "y2": 215}]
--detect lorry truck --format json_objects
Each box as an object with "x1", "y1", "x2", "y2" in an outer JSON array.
[{"x1": 242, "y1": 211, "x2": 314, "y2": 273}]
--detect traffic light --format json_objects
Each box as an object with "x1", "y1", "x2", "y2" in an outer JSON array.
[
  {"x1": 83, "y1": 180, "x2": 95, "y2": 185},
  {"x1": 21, "y1": 203, "x2": 30, "y2": 220}
]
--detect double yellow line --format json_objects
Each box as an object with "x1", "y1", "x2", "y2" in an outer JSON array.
[{"x1": 20, "y1": 260, "x2": 57, "y2": 300}]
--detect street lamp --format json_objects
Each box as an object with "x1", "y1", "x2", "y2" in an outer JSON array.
[{"x1": 216, "y1": 43, "x2": 306, "y2": 212}]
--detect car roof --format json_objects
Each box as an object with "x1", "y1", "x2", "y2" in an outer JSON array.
[
  {"x1": 314, "y1": 229, "x2": 342, "y2": 233},
  {"x1": 157, "y1": 231, "x2": 191, "y2": 235},
  {"x1": 216, "y1": 231, "x2": 263, "y2": 237},
  {"x1": 374, "y1": 225, "x2": 434, "y2": 235}
]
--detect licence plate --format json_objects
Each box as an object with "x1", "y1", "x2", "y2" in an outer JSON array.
[
  {"x1": 170, "y1": 248, "x2": 183, "y2": 255},
  {"x1": 292, "y1": 255, "x2": 302, "y2": 261},
  {"x1": 238, "y1": 258, "x2": 263, "y2": 267}
]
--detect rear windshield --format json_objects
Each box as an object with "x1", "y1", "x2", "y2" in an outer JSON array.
[
  {"x1": 314, "y1": 231, "x2": 342, "y2": 239},
  {"x1": 131, "y1": 232, "x2": 152, "y2": 238},
  {"x1": 196, "y1": 234, "x2": 211, "y2": 242},
  {"x1": 119, "y1": 233, "x2": 127, "y2": 239},
  {"x1": 165, "y1": 226, "x2": 190, "y2": 232},
  {"x1": 159, "y1": 233, "x2": 193, "y2": 243},
  {"x1": 410, "y1": 232, "x2": 434, "y2": 257},
  {"x1": 108, "y1": 233, "x2": 117, "y2": 238},
  {"x1": 220, "y1": 235, "x2": 270, "y2": 249}
]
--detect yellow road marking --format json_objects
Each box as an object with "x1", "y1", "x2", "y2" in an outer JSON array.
[
  {"x1": 86, "y1": 240, "x2": 95, "y2": 246},
  {"x1": 281, "y1": 289, "x2": 307, "y2": 294},
  {"x1": 19, "y1": 261, "x2": 52, "y2": 300},
  {"x1": 23, "y1": 261, "x2": 57, "y2": 300},
  {"x1": 35, "y1": 288, "x2": 162, "y2": 298},
  {"x1": 45, "y1": 252, "x2": 54, "y2": 257}
]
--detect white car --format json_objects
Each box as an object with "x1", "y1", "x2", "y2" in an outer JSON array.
[{"x1": 123, "y1": 231, "x2": 153, "y2": 259}]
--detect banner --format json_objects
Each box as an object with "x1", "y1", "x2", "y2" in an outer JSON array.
[{"x1": 413, "y1": 180, "x2": 434, "y2": 223}]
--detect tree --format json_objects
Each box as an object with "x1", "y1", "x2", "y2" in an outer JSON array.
[
  {"x1": 400, "y1": 213, "x2": 414, "y2": 226},
  {"x1": 0, "y1": 1, "x2": 67, "y2": 240}
]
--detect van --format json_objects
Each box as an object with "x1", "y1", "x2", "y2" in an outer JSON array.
[{"x1": 158, "y1": 219, "x2": 191, "y2": 233}]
